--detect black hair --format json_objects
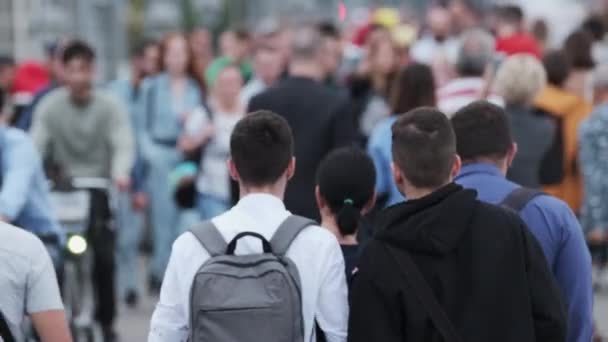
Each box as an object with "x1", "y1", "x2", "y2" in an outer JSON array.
[
  {"x1": 131, "y1": 39, "x2": 158, "y2": 58},
  {"x1": 230, "y1": 110, "x2": 294, "y2": 186},
  {"x1": 564, "y1": 30, "x2": 595, "y2": 70},
  {"x1": 392, "y1": 107, "x2": 456, "y2": 188},
  {"x1": 390, "y1": 63, "x2": 436, "y2": 115},
  {"x1": 318, "y1": 21, "x2": 340, "y2": 39},
  {"x1": 496, "y1": 5, "x2": 524, "y2": 25},
  {"x1": 582, "y1": 15, "x2": 606, "y2": 42},
  {"x1": 542, "y1": 50, "x2": 572, "y2": 87},
  {"x1": 0, "y1": 55, "x2": 14, "y2": 69},
  {"x1": 62, "y1": 40, "x2": 96, "y2": 64},
  {"x1": 316, "y1": 148, "x2": 376, "y2": 236},
  {"x1": 451, "y1": 100, "x2": 512, "y2": 162}
]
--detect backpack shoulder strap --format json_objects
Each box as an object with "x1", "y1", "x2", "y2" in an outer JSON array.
[
  {"x1": 0, "y1": 310, "x2": 15, "y2": 342},
  {"x1": 500, "y1": 187, "x2": 545, "y2": 212},
  {"x1": 189, "y1": 221, "x2": 227, "y2": 257},
  {"x1": 383, "y1": 243, "x2": 463, "y2": 342},
  {"x1": 271, "y1": 215, "x2": 317, "y2": 256}
]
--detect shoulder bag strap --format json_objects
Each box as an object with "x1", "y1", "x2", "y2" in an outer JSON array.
[
  {"x1": 500, "y1": 187, "x2": 544, "y2": 213},
  {"x1": 383, "y1": 243, "x2": 463, "y2": 342},
  {"x1": 0, "y1": 310, "x2": 15, "y2": 342},
  {"x1": 270, "y1": 215, "x2": 317, "y2": 256},
  {"x1": 189, "y1": 221, "x2": 227, "y2": 257}
]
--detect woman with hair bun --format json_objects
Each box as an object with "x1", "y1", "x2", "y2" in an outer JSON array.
[{"x1": 315, "y1": 147, "x2": 376, "y2": 281}]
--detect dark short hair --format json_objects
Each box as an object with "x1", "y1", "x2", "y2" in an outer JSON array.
[
  {"x1": 496, "y1": 5, "x2": 524, "y2": 24},
  {"x1": 318, "y1": 21, "x2": 340, "y2": 39},
  {"x1": 230, "y1": 110, "x2": 294, "y2": 186},
  {"x1": 451, "y1": 101, "x2": 512, "y2": 162},
  {"x1": 582, "y1": 15, "x2": 606, "y2": 42},
  {"x1": 392, "y1": 108, "x2": 456, "y2": 188},
  {"x1": 542, "y1": 50, "x2": 572, "y2": 87},
  {"x1": 390, "y1": 63, "x2": 436, "y2": 115},
  {"x1": 564, "y1": 30, "x2": 595, "y2": 70},
  {"x1": 131, "y1": 39, "x2": 158, "y2": 58},
  {"x1": 316, "y1": 147, "x2": 376, "y2": 236},
  {"x1": 62, "y1": 40, "x2": 96, "y2": 64}
]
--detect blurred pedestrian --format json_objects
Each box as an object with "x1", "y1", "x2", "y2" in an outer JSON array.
[
  {"x1": 349, "y1": 108, "x2": 566, "y2": 342},
  {"x1": 410, "y1": 6, "x2": 459, "y2": 67},
  {"x1": 494, "y1": 54, "x2": 553, "y2": 188},
  {"x1": 453, "y1": 101, "x2": 593, "y2": 342},
  {"x1": 368, "y1": 63, "x2": 435, "y2": 208},
  {"x1": 535, "y1": 50, "x2": 592, "y2": 211},
  {"x1": 564, "y1": 30, "x2": 597, "y2": 102},
  {"x1": 239, "y1": 44, "x2": 282, "y2": 107},
  {"x1": 494, "y1": 5, "x2": 542, "y2": 58},
  {"x1": 17, "y1": 40, "x2": 67, "y2": 131},
  {"x1": 0, "y1": 56, "x2": 15, "y2": 122},
  {"x1": 349, "y1": 36, "x2": 398, "y2": 144},
  {"x1": 315, "y1": 147, "x2": 376, "y2": 282},
  {"x1": 579, "y1": 64, "x2": 608, "y2": 290},
  {"x1": 318, "y1": 21, "x2": 344, "y2": 89},
  {"x1": 108, "y1": 39, "x2": 160, "y2": 308},
  {"x1": 248, "y1": 25, "x2": 355, "y2": 220},
  {"x1": 31, "y1": 40, "x2": 134, "y2": 342},
  {"x1": 209, "y1": 29, "x2": 253, "y2": 84},
  {"x1": 583, "y1": 15, "x2": 608, "y2": 64},
  {"x1": 138, "y1": 33, "x2": 203, "y2": 293},
  {"x1": 189, "y1": 28, "x2": 214, "y2": 92},
  {"x1": 438, "y1": 28, "x2": 503, "y2": 116},
  {"x1": 194, "y1": 63, "x2": 245, "y2": 220}
]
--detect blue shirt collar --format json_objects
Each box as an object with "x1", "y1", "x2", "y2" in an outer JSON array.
[{"x1": 457, "y1": 162, "x2": 504, "y2": 180}]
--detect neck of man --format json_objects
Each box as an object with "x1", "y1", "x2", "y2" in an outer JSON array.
[
  {"x1": 289, "y1": 60, "x2": 323, "y2": 81},
  {"x1": 239, "y1": 181, "x2": 286, "y2": 202},
  {"x1": 402, "y1": 180, "x2": 453, "y2": 201},
  {"x1": 465, "y1": 157, "x2": 509, "y2": 176},
  {"x1": 320, "y1": 213, "x2": 357, "y2": 245}
]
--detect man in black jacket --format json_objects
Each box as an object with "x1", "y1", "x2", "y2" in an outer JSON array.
[
  {"x1": 348, "y1": 108, "x2": 566, "y2": 342},
  {"x1": 248, "y1": 25, "x2": 354, "y2": 220}
]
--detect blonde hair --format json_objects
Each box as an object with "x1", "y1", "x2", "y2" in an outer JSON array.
[{"x1": 494, "y1": 54, "x2": 547, "y2": 105}]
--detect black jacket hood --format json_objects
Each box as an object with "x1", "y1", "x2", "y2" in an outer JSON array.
[{"x1": 375, "y1": 183, "x2": 480, "y2": 255}]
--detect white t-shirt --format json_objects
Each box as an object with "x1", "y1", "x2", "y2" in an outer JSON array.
[
  {"x1": 0, "y1": 222, "x2": 63, "y2": 341},
  {"x1": 196, "y1": 111, "x2": 243, "y2": 200},
  {"x1": 148, "y1": 194, "x2": 348, "y2": 342}
]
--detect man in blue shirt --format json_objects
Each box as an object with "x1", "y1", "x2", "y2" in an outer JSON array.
[
  {"x1": 451, "y1": 101, "x2": 593, "y2": 342},
  {"x1": 0, "y1": 124, "x2": 64, "y2": 260}
]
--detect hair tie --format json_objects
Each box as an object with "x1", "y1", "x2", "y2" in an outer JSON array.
[{"x1": 344, "y1": 198, "x2": 354, "y2": 205}]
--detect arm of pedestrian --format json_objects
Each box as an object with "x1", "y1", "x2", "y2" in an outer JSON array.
[
  {"x1": 553, "y1": 210, "x2": 594, "y2": 342},
  {"x1": 0, "y1": 138, "x2": 37, "y2": 220},
  {"x1": 316, "y1": 239, "x2": 349, "y2": 342},
  {"x1": 519, "y1": 219, "x2": 568, "y2": 341},
  {"x1": 108, "y1": 98, "x2": 135, "y2": 187},
  {"x1": 30, "y1": 96, "x2": 53, "y2": 160},
  {"x1": 31, "y1": 310, "x2": 72, "y2": 342}
]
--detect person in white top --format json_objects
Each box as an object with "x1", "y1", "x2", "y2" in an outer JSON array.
[
  {"x1": 0, "y1": 222, "x2": 71, "y2": 342},
  {"x1": 148, "y1": 110, "x2": 348, "y2": 342},
  {"x1": 438, "y1": 29, "x2": 504, "y2": 117}
]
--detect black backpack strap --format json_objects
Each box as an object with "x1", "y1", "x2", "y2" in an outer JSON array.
[
  {"x1": 0, "y1": 310, "x2": 15, "y2": 342},
  {"x1": 500, "y1": 187, "x2": 545, "y2": 212},
  {"x1": 270, "y1": 215, "x2": 317, "y2": 256},
  {"x1": 189, "y1": 221, "x2": 227, "y2": 257},
  {"x1": 383, "y1": 243, "x2": 463, "y2": 342}
]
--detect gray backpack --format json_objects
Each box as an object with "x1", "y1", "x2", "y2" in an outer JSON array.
[{"x1": 188, "y1": 215, "x2": 316, "y2": 342}]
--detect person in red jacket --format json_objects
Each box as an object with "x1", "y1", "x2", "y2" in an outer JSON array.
[{"x1": 494, "y1": 5, "x2": 542, "y2": 59}]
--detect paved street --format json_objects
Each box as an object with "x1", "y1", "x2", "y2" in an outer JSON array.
[{"x1": 116, "y1": 291, "x2": 608, "y2": 341}]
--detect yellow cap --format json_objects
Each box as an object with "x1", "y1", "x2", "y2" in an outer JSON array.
[
  {"x1": 392, "y1": 24, "x2": 418, "y2": 48},
  {"x1": 372, "y1": 7, "x2": 400, "y2": 29}
]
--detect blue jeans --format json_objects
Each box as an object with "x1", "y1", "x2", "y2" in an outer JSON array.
[
  {"x1": 146, "y1": 145, "x2": 182, "y2": 281},
  {"x1": 115, "y1": 191, "x2": 143, "y2": 298},
  {"x1": 197, "y1": 193, "x2": 230, "y2": 220}
]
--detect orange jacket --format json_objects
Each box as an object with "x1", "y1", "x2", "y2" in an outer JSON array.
[{"x1": 534, "y1": 86, "x2": 592, "y2": 212}]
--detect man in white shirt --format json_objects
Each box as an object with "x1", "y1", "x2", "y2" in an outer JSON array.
[
  {"x1": 0, "y1": 222, "x2": 71, "y2": 342},
  {"x1": 240, "y1": 44, "x2": 283, "y2": 107},
  {"x1": 438, "y1": 29, "x2": 504, "y2": 117},
  {"x1": 148, "y1": 110, "x2": 348, "y2": 342}
]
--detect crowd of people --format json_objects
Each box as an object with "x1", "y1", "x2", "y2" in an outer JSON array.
[{"x1": 0, "y1": 1, "x2": 608, "y2": 341}]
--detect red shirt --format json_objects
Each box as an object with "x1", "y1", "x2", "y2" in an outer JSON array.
[{"x1": 496, "y1": 33, "x2": 542, "y2": 59}]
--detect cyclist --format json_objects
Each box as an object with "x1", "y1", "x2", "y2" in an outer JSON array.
[
  {"x1": 0, "y1": 221, "x2": 72, "y2": 342},
  {"x1": 31, "y1": 40, "x2": 134, "y2": 342}
]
